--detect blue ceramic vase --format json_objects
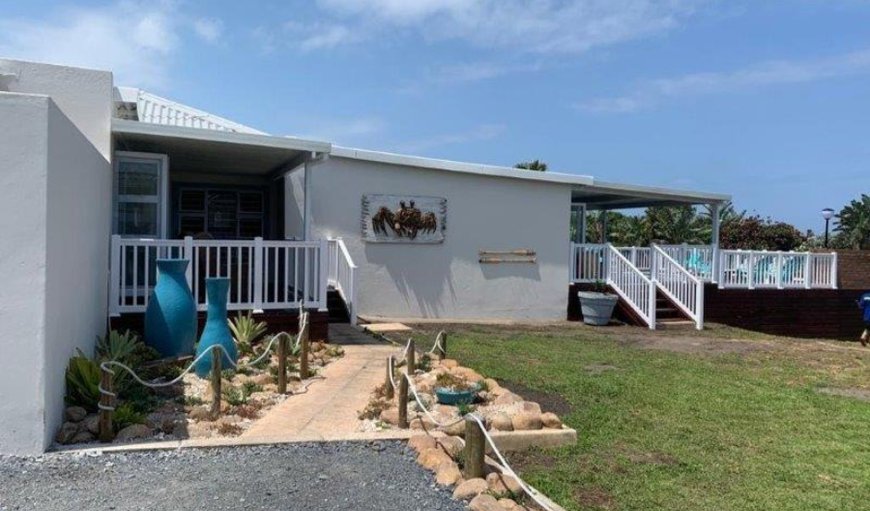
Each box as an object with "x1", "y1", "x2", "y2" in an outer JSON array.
[
  {"x1": 144, "y1": 259, "x2": 197, "y2": 357},
  {"x1": 194, "y1": 278, "x2": 238, "y2": 377}
]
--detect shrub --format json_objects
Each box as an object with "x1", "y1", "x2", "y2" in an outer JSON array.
[
  {"x1": 113, "y1": 402, "x2": 146, "y2": 431},
  {"x1": 95, "y1": 329, "x2": 140, "y2": 363},
  {"x1": 435, "y1": 372, "x2": 474, "y2": 392},
  {"x1": 65, "y1": 350, "x2": 101, "y2": 411},
  {"x1": 229, "y1": 312, "x2": 268, "y2": 355}
]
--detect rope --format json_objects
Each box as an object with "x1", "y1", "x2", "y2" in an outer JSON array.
[
  {"x1": 387, "y1": 356, "x2": 398, "y2": 392},
  {"x1": 428, "y1": 331, "x2": 446, "y2": 354}
]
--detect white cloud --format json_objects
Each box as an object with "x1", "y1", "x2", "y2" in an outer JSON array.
[
  {"x1": 577, "y1": 47, "x2": 870, "y2": 113},
  {"x1": 401, "y1": 123, "x2": 506, "y2": 152},
  {"x1": 313, "y1": 0, "x2": 704, "y2": 54},
  {"x1": 193, "y1": 18, "x2": 224, "y2": 44},
  {"x1": 0, "y1": 1, "x2": 179, "y2": 90}
]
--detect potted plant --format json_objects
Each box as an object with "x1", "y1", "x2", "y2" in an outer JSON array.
[
  {"x1": 578, "y1": 280, "x2": 618, "y2": 326},
  {"x1": 434, "y1": 373, "x2": 479, "y2": 405}
]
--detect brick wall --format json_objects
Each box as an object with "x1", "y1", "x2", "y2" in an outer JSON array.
[{"x1": 828, "y1": 250, "x2": 870, "y2": 290}]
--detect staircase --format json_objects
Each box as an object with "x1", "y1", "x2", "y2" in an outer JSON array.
[
  {"x1": 654, "y1": 290, "x2": 695, "y2": 329},
  {"x1": 326, "y1": 288, "x2": 351, "y2": 324}
]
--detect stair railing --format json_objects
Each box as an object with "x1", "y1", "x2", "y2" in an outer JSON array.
[
  {"x1": 605, "y1": 244, "x2": 656, "y2": 330},
  {"x1": 327, "y1": 238, "x2": 358, "y2": 325},
  {"x1": 651, "y1": 244, "x2": 704, "y2": 330}
]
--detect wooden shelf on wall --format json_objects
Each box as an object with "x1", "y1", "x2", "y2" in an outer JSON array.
[{"x1": 478, "y1": 249, "x2": 537, "y2": 264}]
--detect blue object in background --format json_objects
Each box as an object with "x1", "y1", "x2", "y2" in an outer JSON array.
[
  {"x1": 859, "y1": 291, "x2": 870, "y2": 323},
  {"x1": 144, "y1": 259, "x2": 197, "y2": 357},
  {"x1": 195, "y1": 278, "x2": 238, "y2": 378}
]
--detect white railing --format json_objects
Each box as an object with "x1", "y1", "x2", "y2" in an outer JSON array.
[
  {"x1": 615, "y1": 246, "x2": 651, "y2": 273},
  {"x1": 652, "y1": 245, "x2": 704, "y2": 330},
  {"x1": 658, "y1": 244, "x2": 716, "y2": 282},
  {"x1": 718, "y1": 250, "x2": 837, "y2": 290},
  {"x1": 606, "y1": 245, "x2": 656, "y2": 329},
  {"x1": 109, "y1": 235, "x2": 328, "y2": 315},
  {"x1": 570, "y1": 243, "x2": 609, "y2": 282},
  {"x1": 327, "y1": 238, "x2": 359, "y2": 325}
]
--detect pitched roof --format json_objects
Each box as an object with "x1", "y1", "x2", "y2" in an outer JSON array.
[{"x1": 113, "y1": 86, "x2": 266, "y2": 135}]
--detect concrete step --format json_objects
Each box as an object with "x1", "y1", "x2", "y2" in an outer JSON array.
[{"x1": 656, "y1": 319, "x2": 696, "y2": 329}]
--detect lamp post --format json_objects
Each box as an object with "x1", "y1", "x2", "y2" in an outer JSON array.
[{"x1": 821, "y1": 208, "x2": 835, "y2": 248}]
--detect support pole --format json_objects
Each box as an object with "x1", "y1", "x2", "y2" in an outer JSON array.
[
  {"x1": 210, "y1": 345, "x2": 222, "y2": 419},
  {"x1": 385, "y1": 356, "x2": 395, "y2": 399},
  {"x1": 463, "y1": 416, "x2": 486, "y2": 479},
  {"x1": 438, "y1": 332, "x2": 448, "y2": 358},
  {"x1": 398, "y1": 373, "x2": 409, "y2": 429},
  {"x1": 601, "y1": 210, "x2": 609, "y2": 243},
  {"x1": 299, "y1": 311, "x2": 310, "y2": 379},
  {"x1": 407, "y1": 339, "x2": 416, "y2": 374},
  {"x1": 277, "y1": 334, "x2": 287, "y2": 394},
  {"x1": 98, "y1": 366, "x2": 114, "y2": 442}
]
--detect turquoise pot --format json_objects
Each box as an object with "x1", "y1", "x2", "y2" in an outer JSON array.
[
  {"x1": 144, "y1": 259, "x2": 196, "y2": 357},
  {"x1": 194, "y1": 278, "x2": 238, "y2": 378}
]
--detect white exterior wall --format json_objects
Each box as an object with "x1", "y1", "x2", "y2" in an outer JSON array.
[
  {"x1": 283, "y1": 164, "x2": 306, "y2": 239},
  {"x1": 308, "y1": 156, "x2": 572, "y2": 319},
  {"x1": 0, "y1": 61, "x2": 112, "y2": 455}
]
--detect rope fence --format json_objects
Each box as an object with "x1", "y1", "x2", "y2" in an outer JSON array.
[{"x1": 98, "y1": 312, "x2": 313, "y2": 442}]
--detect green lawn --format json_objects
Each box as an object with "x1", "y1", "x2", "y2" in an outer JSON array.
[{"x1": 406, "y1": 323, "x2": 870, "y2": 511}]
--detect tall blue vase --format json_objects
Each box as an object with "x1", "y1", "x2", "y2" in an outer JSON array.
[
  {"x1": 194, "y1": 278, "x2": 238, "y2": 378},
  {"x1": 144, "y1": 259, "x2": 197, "y2": 357}
]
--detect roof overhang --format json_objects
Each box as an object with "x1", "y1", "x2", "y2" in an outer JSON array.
[
  {"x1": 573, "y1": 180, "x2": 730, "y2": 210},
  {"x1": 112, "y1": 119, "x2": 331, "y2": 176}
]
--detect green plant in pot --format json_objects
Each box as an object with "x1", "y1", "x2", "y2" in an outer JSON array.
[
  {"x1": 434, "y1": 373, "x2": 479, "y2": 405},
  {"x1": 578, "y1": 279, "x2": 619, "y2": 326}
]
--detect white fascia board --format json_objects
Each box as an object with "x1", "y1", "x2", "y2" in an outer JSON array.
[
  {"x1": 112, "y1": 118, "x2": 332, "y2": 154},
  {"x1": 589, "y1": 179, "x2": 731, "y2": 204},
  {"x1": 331, "y1": 146, "x2": 595, "y2": 186}
]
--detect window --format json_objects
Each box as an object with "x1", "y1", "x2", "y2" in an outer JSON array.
[
  {"x1": 114, "y1": 153, "x2": 168, "y2": 237},
  {"x1": 177, "y1": 188, "x2": 265, "y2": 239}
]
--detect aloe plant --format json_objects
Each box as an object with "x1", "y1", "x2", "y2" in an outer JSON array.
[
  {"x1": 95, "y1": 329, "x2": 139, "y2": 363},
  {"x1": 228, "y1": 312, "x2": 268, "y2": 355},
  {"x1": 65, "y1": 349, "x2": 101, "y2": 410}
]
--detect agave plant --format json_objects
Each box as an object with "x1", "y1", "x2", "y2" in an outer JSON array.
[
  {"x1": 229, "y1": 312, "x2": 268, "y2": 355},
  {"x1": 95, "y1": 329, "x2": 139, "y2": 363},
  {"x1": 65, "y1": 349, "x2": 101, "y2": 410}
]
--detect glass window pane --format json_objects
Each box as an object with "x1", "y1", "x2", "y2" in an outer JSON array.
[
  {"x1": 207, "y1": 192, "x2": 238, "y2": 238},
  {"x1": 239, "y1": 192, "x2": 264, "y2": 213},
  {"x1": 118, "y1": 160, "x2": 160, "y2": 196},
  {"x1": 239, "y1": 217, "x2": 263, "y2": 238},
  {"x1": 178, "y1": 215, "x2": 206, "y2": 237},
  {"x1": 117, "y1": 202, "x2": 158, "y2": 236},
  {"x1": 179, "y1": 190, "x2": 206, "y2": 212}
]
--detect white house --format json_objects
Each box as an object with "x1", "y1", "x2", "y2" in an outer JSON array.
[{"x1": 0, "y1": 58, "x2": 839, "y2": 455}]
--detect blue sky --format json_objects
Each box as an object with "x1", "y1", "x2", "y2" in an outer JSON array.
[{"x1": 1, "y1": 0, "x2": 868, "y2": 232}]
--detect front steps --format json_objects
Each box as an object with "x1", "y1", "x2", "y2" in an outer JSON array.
[
  {"x1": 655, "y1": 292, "x2": 695, "y2": 329},
  {"x1": 326, "y1": 288, "x2": 351, "y2": 324}
]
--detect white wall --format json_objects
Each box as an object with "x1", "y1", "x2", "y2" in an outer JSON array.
[
  {"x1": 308, "y1": 157, "x2": 572, "y2": 320},
  {"x1": 284, "y1": 164, "x2": 306, "y2": 239},
  {"x1": 0, "y1": 58, "x2": 113, "y2": 159}
]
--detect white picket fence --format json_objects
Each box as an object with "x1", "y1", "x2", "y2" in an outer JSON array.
[
  {"x1": 327, "y1": 238, "x2": 359, "y2": 325},
  {"x1": 718, "y1": 250, "x2": 837, "y2": 289},
  {"x1": 109, "y1": 236, "x2": 328, "y2": 315}
]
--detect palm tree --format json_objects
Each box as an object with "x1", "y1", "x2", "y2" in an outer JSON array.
[
  {"x1": 699, "y1": 201, "x2": 745, "y2": 243},
  {"x1": 835, "y1": 194, "x2": 870, "y2": 249},
  {"x1": 514, "y1": 160, "x2": 548, "y2": 172},
  {"x1": 646, "y1": 206, "x2": 705, "y2": 244}
]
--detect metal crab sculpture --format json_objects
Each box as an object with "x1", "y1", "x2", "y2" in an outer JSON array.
[{"x1": 372, "y1": 200, "x2": 438, "y2": 240}]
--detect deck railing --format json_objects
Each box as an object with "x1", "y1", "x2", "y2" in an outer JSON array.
[
  {"x1": 658, "y1": 244, "x2": 716, "y2": 282},
  {"x1": 718, "y1": 250, "x2": 837, "y2": 289},
  {"x1": 606, "y1": 245, "x2": 656, "y2": 329},
  {"x1": 652, "y1": 244, "x2": 704, "y2": 329},
  {"x1": 570, "y1": 243, "x2": 609, "y2": 282},
  {"x1": 615, "y1": 246, "x2": 652, "y2": 273},
  {"x1": 327, "y1": 238, "x2": 358, "y2": 325},
  {"x1": 109, "y1": 235, "x2": 328, "y2": 315}
]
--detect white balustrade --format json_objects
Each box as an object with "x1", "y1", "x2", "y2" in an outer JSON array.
[
  {"x1": 717, "y1": 250, "x2": 837, "y2": 290},
  {"x1": 109, "y1": 235, "x2": 328, "y2": 316},
  {"x1": 570, "y1": 243, "x2": 609, "y2": 282},
  {"x1": 658, "y1": 244, "x2": 716, "y2": 282},
  {"x1": 606, "y1": 245, "x2": 656, "y2": 329},
  {"x1": 652, "y1": 245, "x2": 704, "y2": 329},
  {"x1": 327, "y1": 238, "x2": 359, "y2": 325}
]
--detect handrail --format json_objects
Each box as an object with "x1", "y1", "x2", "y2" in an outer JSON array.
[
  {"x1": 605, "y1": 244, "x2": 656, "y2": 329},
  {"x1": 327, "y1": 238, "x2": 359, "y2": 325},
  {"x1": 652, "y1": 244, "x2": 704, "y2": 330}
]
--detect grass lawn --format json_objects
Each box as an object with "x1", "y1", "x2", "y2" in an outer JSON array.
[{"x1": 400, "y1": 323, "x2": 870, "y2": 511}]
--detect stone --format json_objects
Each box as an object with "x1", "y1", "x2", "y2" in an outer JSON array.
[
  {"x1": 379, "y1": 408, "x2": 400, "y2": 426},
  {"x1": 251, "y1": 373, "x2": 274, "y2": 386},
  {"x1": 82, "y1": 414, "x2": 101, "y2": 435},
  {"x1": 146, "y1": 413, "x2": 177, "y2": 434},
  {"x1": 486, "y1": 472, "x2": 523, "y2": 497},
  {"x1": 55, "y1": 422, "x2": 80, "y2": 444},
  {"x1": 410, "y1": 417, "x2": 437, "y2": 430},
  {"x1": 218, "y1": 415, "x2": 242, "y2": 426},
  {"x1": 441, "y1": 419, "x2": 466, "y2": 437},
  {"x1": 469, "y1": 494, "x2": 502, "y2": 511},
  {"x1": 494, "y1": 392, "x2": 523, "y2": 406},
  {"x1": 452, "y1": 478, "x2": 488, "y2": 500},
  {"x1": 484, "y1": 378, "x2": 502, "y2": 393},
  {"x1": 489, "y1": 412, "x2": 514, "y2": 432},
  {"x1": 451, "y1": 366, "x2": 484, "y2": 383},
  {"x1": 189, "y1": 406, "x2": 212, "y2": 421},
  {"x1": 115, "y1": 424, "x2": 152, "y2": 442},
  {"x1": 436, "y1": 436, "x2": 465, "y2": 457},
  {"x1": 65, "y1": 406, "x2": 88, "y2": 423},
  {"x1": 435, "y1": 461, "x2": 462, "y2": 486},
  {"x1": 441, "y1": 359, "x2": 459, "y2": 369},
  {"x1": 520, "y1": 401, "x2": 541, "y2": 414},
  {"x1": 418, "y1": 447, "x2": 453, "y2": 471},
  {"x1": 511, "y1": 412, "x2": 542, "y2": 431},
  {"x1": 541, "y1": 412, "x2": 562, "y2": 429},
  {"x1": 408, "y1": 434, "x2": 437, "y2": 453},
  {"x1": 70, "y1": 431, "x2": 95, "y2": 444},
  {"x1": 498, "y1": 498, "x2": 525, "y2": 511}
]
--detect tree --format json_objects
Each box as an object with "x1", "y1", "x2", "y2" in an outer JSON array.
[
  {"x1": 514, "y1": 160, "x2": 548, "y2": 172},
  {"x1": 719, "y1": 216, "x2": 805, "y2": 251},
  {"x1": 646, "y1": 205, "x2": 705, "y2": 244},
  {"x1": 834, "y1": 194, "x2": 870, "y2": 249}
]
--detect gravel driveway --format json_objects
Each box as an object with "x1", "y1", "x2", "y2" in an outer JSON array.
[{"x1": 0, "y1": 441, "x2": 466, "y2": 511}]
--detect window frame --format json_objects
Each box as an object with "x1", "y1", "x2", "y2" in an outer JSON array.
[{"x1": 113, "y1": 151, "x2": 169, "y2": 238}]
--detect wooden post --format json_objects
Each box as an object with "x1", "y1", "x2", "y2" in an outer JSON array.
[
  {"x1": 98, "y1": 365, "x2": 114, "y2": 442},
  {"x1": 463, "y1": 416, "x2": 486, "y2": 479},
  {"x1": 398, "y1": 373, "x2": 409, "y2": 429},
  {"x1": 438, "y1": 332, "x2": 448, "y2": 358},
  {"x1": 385, "y1": 356, "x2": 395, "y2": 399},
  {"x1": 407, "y1": 339, "x2": 416, "y2": 375},
  {"x1": 277, "y1": 334, "x2": 287, "y2": 394},
  {"x1": 299, "y1": 312, "x2": 310, "y2": 379},
  {"x1": 210, "y1": 345, "x2": 222, "y2": 418}
]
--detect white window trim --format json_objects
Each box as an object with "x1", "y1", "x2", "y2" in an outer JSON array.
[{"x1": 113, "y1": 151, "x2": 169, "y2": 238}]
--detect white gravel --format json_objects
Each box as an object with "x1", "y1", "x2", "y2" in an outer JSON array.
[{"x1": 0, "y1": 442, "x2": 466, "y2": 511}]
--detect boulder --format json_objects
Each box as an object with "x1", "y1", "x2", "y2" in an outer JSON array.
[
  {"x1": 379, "y1": 408, "x2": 400, "y2": 426},
  {"x1": 417, "y1": 447, "x2": 452, "y2": 471},
  {"x1": 541, "y1": 412, "x2": 562, "y2": 429},
  {"x1": 218, "y1": 415, "x2": 242, "y2": 426},
  {"x1": 451, "y1": 366, "x2": 484, "y2": 383},
  {"x1": 441, "y1": 419, "x2": 466, "y2": 437},
  {"x1": 408, "y1": 435, "x2": 436, "y2": 454},
  {"x1": 82, "y1": 415, "x2": 101, "y2": 435},
  {"x1": 489, "y1": 412, "x2": 514, "y2": 432},
  {"x1": 251, "y1": 373, "x2": 274, "y2": 386},
  {"x1": 484, "y1": 378, "x2": 502, "y2": 394},
  {"x1": 65, "y1": 406, "x2": 88, "y2": 423},
  {"x1": 486, "y1": 472, "x2": 523, "y2": 497},
  {"x1": 498, "y1": 498, "x2": 526, "y2": 511},
  {"x1": 115, "y1": 424, "x2": 152, "y2": 442},
  {"x1": 441, "y1": 359, "x2": 459, "y2": 369},
  {"x1": 55, "y1": 422, "x2": 80, "y2": 444},
  {"x1": 452, "y1": 478, "x2": 488, "y2": 500},
  {"x1": 435, "y1": 461, "x2": 462, "y2": 486},
  {"x1": 493, "y1": 393, "x2": 523, "y2": 406},
  {"x1": 436, "y1": 436, "x2": 465, "y2": 458},
  {"x1": 410, "y1": 417, "x2": 437, "y2": 431},
  {"x1": 469, "y1": 494, "x2": 502, "y2": 511},
  {"x1": 511, "y1": 412, "x2": 543, "y2": 431},
  {"x1": 70, "y1": 431, "x2": 95, "y2": 444},
  {"x1": 520, "y1": 401, "x2": 541, "y2": 414}
]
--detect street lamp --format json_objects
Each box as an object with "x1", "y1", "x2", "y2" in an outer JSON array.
[{"x1": 821, "y1": 208, "x2": 835, "y2": 248}]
